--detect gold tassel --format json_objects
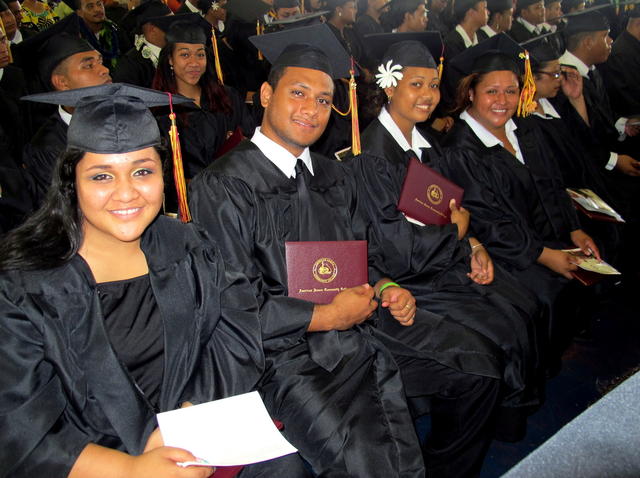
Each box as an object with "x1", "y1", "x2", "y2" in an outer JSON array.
[
  {"x1": 301, "y1": 0, "x2": 305, "y2": 13},
  {"x1": 211, "y1": 27, "x2": 224, "y2": 85},
  {"x1": 0, "y1": 18, "x2": 12, "y2": 64},
  {"x1": 517, "y1": 50, "x2": 537, "y2": 117},
  {"x1": 438, "y1": 42, "x2": 445, "y2": 79},
  {"x1": 167, "y1": 93, "x2": 192, "y2": 223},
  {"x1": 348, "y1": 58, "x2": 361, "y2": 155},
  {"x1": 256, "y1": 20, "x2": 264, "y2": 60}
]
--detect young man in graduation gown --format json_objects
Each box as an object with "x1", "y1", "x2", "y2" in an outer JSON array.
[
  {"x1": 189, "y1": 24, "x2": 503, "y2": 478},
  {"x1": 111, "y1": 0, "x2": 173, "y2": 87},
  {"x1": 22, "y1": 33, "x2": 111, "y2": 206},
  {"x1": 507, "y1": 0, "x2": 547, "y2": 43}
]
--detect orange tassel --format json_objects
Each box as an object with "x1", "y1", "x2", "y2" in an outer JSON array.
[
  {"x1": 256, "y1": 20, "x2": 264, "y2": 60},
  {"x1": 167, "y1": 93, "x2": 192, "y2": 223},
  {"x1": 517, "y1": 50, "x2": 537, "y2": 117},
  {"x1": 438, "y1": 43, "x2": 445, "y2": 80},
  {"x1": 348, "y1": 58, "x2": 361, "y2": 155},
  {"x1": 211, "y1": 28, "x2": 224, "y2": 85}
]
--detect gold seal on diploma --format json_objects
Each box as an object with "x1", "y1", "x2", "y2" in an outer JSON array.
[
  {"x1": 426, "y1": 184, "x2": 443, "y2": 205},
  {"x1": 313, "y1": 258, "x2": 338, "y2": 283}
]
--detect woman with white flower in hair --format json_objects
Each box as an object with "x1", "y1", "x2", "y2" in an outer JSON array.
[{"x1": 346, "y1": 32, "x2": 545, "y2": 445}]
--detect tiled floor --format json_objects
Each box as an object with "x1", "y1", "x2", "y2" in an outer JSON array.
[{"x1": 480, "y1": 283, "x2": 640, "y2": 477}]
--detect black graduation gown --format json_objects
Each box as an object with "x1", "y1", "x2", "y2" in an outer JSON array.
[
  {"x1": 0, "y1": 216, "x2": 265, "y2": 477},
  {"x1": 507, "y1": 20, "x2": 536, "y2": 43},
  {"x1": 347, "y1": 119, "x2": 544, "y2": 415},
  {"x1": 188, "y1": 141, "x2": 503, "y2": 477},
  {"x1": 111, "y1": 45, "x2": 156, "y2": 88},
  {"x1": 527, "y1": 111, "x2": 624, "y2": 264},
  {"x1": 439, "y1": 119, "x2": 584, "y2": 355},
  {"x1": 602, "y1": 30, "x2": 640, "y2": 119},
  {"x1": 22, "y1": 111, "x2": 68, "y2": 206},
  {"x1": 0, "y1": 65, "x2": 28, "y2": 159}
]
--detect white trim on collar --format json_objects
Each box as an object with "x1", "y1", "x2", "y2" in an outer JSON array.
[
  {"x1": 480, "y1": 25, "x2": 497, "y2": 38},
  {"x1": 251, "y1": 127, "x2": 314, "y2": 178},
  {"x1": 517, "y1": 16, "x2": 541, "y2": 34},
  {"x1": 455, "y1": 24, "x2": 478, "y2": 48},
  {"x1": 559, "y1": 50, "x2": 591, "y2": 78},
  {"x1": 58, "y1": 105, "x2": 72, "y2": 126},
  {"x1": 533, "y1": 98, "x2": 561, "y2": 119},
  {"x1": 460, "y1": 109, "x2": 524, "y2": 163},
  {"x1": 378, "y1": 106, "x2": 431, "y2": 160}
]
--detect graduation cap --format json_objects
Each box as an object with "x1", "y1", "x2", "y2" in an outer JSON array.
[
  {"x1": 165, "y1": 13, "x2": 210, "y2": 44},
  {"x1": 384, "y1": 0, "x2": 425, "y2": 15},
  {"x1": 268, "y1": 10, "x2": 327, "y2": 28},
  {"x1": 226, "y1": 0, "x2": 272, "y2": 23},
  {"x1": 365, "y1": 32, "x2": 443, "y2": 87},
  {"x1": 487, "y1": 0, "x2": 512, "y2": 13},
  {"x1": 452, "y1": 0, "x2": 483, "y2": 17},
  {"x1": 564, "y1": 9, "x2": 610, "y2": 36},
  {"x1": 21, "y1": 83, "x2": 192, "y2": 153},
  {"x1": 274, "y1": 0, "x2": 300, "y2": 8},
  {"x1": 515, "y1": 0, "x2": 544, "y2": 10},
  {"x1": 127, "y1": 0, "x2": 173, "y2": 29},
  {"x1": 249, "y1": 22, "x2": 354, "y2": 78},
  {"x1": 450, "y1": 33, "x2": 537, "y2": 116},
  {"x1": 525, "y1": 36, "x2": 561, "y2": 69}
]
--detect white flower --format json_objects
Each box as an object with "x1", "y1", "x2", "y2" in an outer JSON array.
[{"x1": 375, "y1": 60, "x2": 404, "y2": 89}]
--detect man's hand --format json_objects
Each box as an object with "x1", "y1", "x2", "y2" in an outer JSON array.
[
  {"x1": 310, "y1": 284, "x2": 377, "y2": 332},
  {"x1": 570, "y1": 229, "x2": 601, "y2": 261},
  {"x1": 614, "y1": 155, "x2": 640, "y2": 177},
  {"x1": 537, "y1": 247, "x2": 580, "y2": 279},
  {"x1": 380, "y1": 285, "x2": 416, "y2": 326},
  {"x1": 468, "y1": 240, "x2": 494, "y2": 285},
  {"x1": 431, "y1": 116, "x2": 455, "y2": 133},
  {"x1": 450, "y1": 199, "x2": 470, "y2": 239}
]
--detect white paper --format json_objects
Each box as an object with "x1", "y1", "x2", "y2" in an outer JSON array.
[
  {"x1": 157, "y1": 391, "x2": 297, "y2": 467},
  {"x1": 567, "y1": 188, "x2": 625, "y2": 222},
  {"x1": 562, "y1": 248, "x2": 621, "y2": 275}
]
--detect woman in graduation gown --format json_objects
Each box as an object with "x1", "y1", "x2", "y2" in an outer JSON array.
[
  {"x1": 346, "y1": 32, "x2": 544, "y2": 439},
  {"x1": 153, "y1": 18, "x2": 256, "y2": 181},
  {"x1": 437, "y1": 33, "x2": 600, "y2": 362},
  {"x1": 526, "y1": 37, "x2": 623, "y2": 267},
  {"x1": 0, "y1": 83, "x2": 308, "y2": 478}
]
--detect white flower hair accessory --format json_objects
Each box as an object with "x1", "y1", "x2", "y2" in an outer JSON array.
[{"x1": 375, "y1": 60, "x2": 404, "y2": 89}]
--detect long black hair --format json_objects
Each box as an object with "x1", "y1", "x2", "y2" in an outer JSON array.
[{"x1": 0, "y1": 144, "x2": 168, "y2": 272}]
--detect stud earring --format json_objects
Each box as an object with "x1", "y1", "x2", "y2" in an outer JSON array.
[{"x1": 338, "y1": 11, "x2": 342, "y2": 16}]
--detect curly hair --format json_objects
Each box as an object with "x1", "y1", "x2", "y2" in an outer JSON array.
[{"x1": 152, "y1": 42, "x2": 233, "y2": 116}]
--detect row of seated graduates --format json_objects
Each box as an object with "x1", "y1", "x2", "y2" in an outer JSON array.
[{"x1": 0, "y1": 0, "x2": 637, "y2": 470}]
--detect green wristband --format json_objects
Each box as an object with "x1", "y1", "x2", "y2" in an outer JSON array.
[{"x1": 378, "y1": 281, "x2": 400, "y2": 298}]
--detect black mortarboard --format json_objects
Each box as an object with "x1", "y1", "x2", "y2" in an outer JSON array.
[
  {"x1": 487, "y1": 0, "x2": 512, "y2": 13},
  {"x1": 269, "y1": 10, "x2": 327, "y2": 27},
  {"x1": 226, "y1": 0, "x2": 272, "y2": 23},
  {"x1": 36, "y1": 33, "x2": 94, "y2": 86},
  {"x1": 21, "y1": 84, "x2": 193, "y2": 154},
  {"x1": 127, "y1": 0, "x2": 173, "y2": 28},
  {"x1": 249, "y1": 23, "x2": 354, "y2": 78},
  {"x1": 452, "y1": 0, "x2": 482, "y2": 17},
  {"x1": 165, "y1": 14, "x2": 209, "y2": 44},
  {"x1": 544, "y1": 0, "x2": 560, "y2": 5},
  {"x1": 274, "y1": 0, "x2": 299, "y2": 8},
  {"x1": 516, "y1": 0, "x2": 544, "y2": 10},
  {"x1": 0, "y1": 1, "x2": 9, "y2": 12},
  {"x1": 526, "y1": 36, "x2": 561, "y2": 69},
  {"x1": 366, "y1": 31, "x2": 442, "y2": 70},
  {"x1": 385, "y1": 0, "x2": 424, "y2": 15},
  {"x1": 323, "y1": 0, "x2": 353, "y2": 8},
  {"x1": 450, "y1": 32, "x2": 525, "y2": 75},
  {"x1": 629, "y1": 5, "x2": 640, "y2": 17},
  {"x1": 561, "y1": 0, "x2": 585, "y2": 11},
  {"x1": 564, "y1": 9, "x2": 609, "y2": 36}
]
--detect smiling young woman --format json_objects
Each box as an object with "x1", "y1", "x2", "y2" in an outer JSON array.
[{"x1": 0, "y1": 84, "x2": 308, "y2": 478}]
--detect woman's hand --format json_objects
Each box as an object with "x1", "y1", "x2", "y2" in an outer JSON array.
[
  {"x1": 450, "y1": 199, "x2": 470, "y2": 239},
  {"x1": 570, "y1": 229, "x2": 601, "y2": 261},
  {"x1": 127, "y1": 447, "x2": 215, "y2": 478},
  {"x1": 468, "y1": 239, "x2": 494, "y2": 285},
  {"x1": 380, "y1": 285, "x2": 416, "y2": 326},
  {"x1": 560, "y1": 66, "x2": 583, "y2": 99},
  {"x1": 537, "y1": 247, "x2": 580, "y2": 279}
]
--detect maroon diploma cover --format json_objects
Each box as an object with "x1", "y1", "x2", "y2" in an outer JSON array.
[
  {"x1": 285, "y1": 241, "x2": 368, "y2": 304},
  {"x1": 397, "y1": 158, "x2": 464, "y2": 225}
]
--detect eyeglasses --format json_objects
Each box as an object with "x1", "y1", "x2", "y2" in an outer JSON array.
[{"x1": 537, "y1": 70, "x2": 562, "y2": 79}]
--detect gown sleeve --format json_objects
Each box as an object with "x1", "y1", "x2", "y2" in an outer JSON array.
[
  {"x1": 0, "y1": 279, "x2": 92, "y2": 478},
  {"x1": 188, "y1": 171, "x2": 313, "y2": 353},
  {"x1": 436, "y1": 147, "x2": 545, "y2": 270},
  {"x1": 345, "y1": 153, "x2": 464, "y2": 283}
]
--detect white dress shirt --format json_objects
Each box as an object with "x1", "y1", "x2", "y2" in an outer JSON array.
[
  {"x1": 378, "y1": 106, "x2": 432, "y2": 160},
  {"x1": 455, "y1": 24, "x2": 478, "y2": 48},
  {"x1": 460, "y1": 109, "x2": 524, "y2": 163},
  {"x1": 251, "y1": 126, "x2": 314, "y2": 178}
]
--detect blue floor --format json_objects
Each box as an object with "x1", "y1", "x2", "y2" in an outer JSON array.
[{"x1": 480, "y1": 283, "x2": 640, "y2": 477}]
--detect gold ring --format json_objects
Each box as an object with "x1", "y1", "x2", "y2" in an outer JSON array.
[{"x1": 405, "y1": 304, "x2": 411, "y2": 309}]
